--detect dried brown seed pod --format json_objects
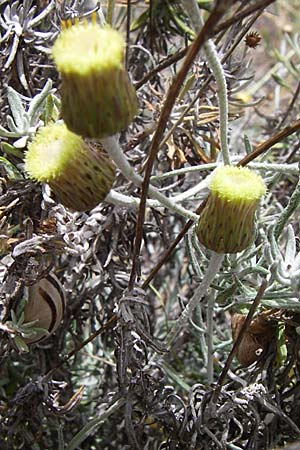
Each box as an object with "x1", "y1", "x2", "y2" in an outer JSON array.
[
  {"x1": 231, "y1": 313, "x2": 274, "y2": 366},
  {"x1": 244, "y1": 31, "x2": 262, "y2": 49},
  {"x1": 24, "y1": 273, "x2": 66, "y2": 344}
]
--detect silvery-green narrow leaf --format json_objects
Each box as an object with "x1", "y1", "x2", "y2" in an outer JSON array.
[
  {"x1": 262, "y1": 298, "x2": 300, "y2": 310},
  {"x1": 7, "y1": 86, "x2": 26, "y2": 129},
  {"x1": 52, "y1": 94, "x2": 61, "y2": 111},
  {"x1": 13, "y1": 335, "x2": 29, "y2": 353},
  {"x1": 284, "y1": 225, "x2": 296, "y2": 266},
  {"x1": 235, "y1": 277, "x2": 256, "y2": 296},
  {"x1": 162, "y1": 363, "x2": 191, "y2": 391},
  {"x1": 41, "y1": 94, "x2": 55, "y2": 125},
  {"x1": 285, "y1": 32, "x2": 299, "y2": 57},
  {"x1": 0, "y1": 156, "x2": 23, "y2": 179},
  {"x1": 10, "y1": 309, "x2": 18, "y2": 324},
  {"x1": 271, "y1": 73, "x2": 292, "y2": 91},
  {"x1": 244, "y1": 134, "x2": 252, "y2": 154},
  {"x1": 1, "y1": 142, "x2": 24, "y2": 159},
  {"x1": 28, "y1": 0, "x2": 55, "y2": 27},
  {"x1": 7, "y1": 113, "x2": 29, "y2": 135},
  {"x1": 6, "y1": 115, "x2": 21, "y2": 133},
  {"x1": 16, "y1": 311, "x2": 25, "y2": 327},
  {"x1": 216, "y1": 283, "x2": 237, "y2": 305},
  {"x1": 178, "y1": 74, "x2": 196, "y2": 102},
  {"x1": 28, "y1": 79, "x2": 54, "y2": 126},
  {"x1": 293, "y1": 252, "x2": 300, "y2": 271},
  {"x1": 0, "y1": 124, "x2": 21, "y2": 138},
  {"x1": 66, "y1": 399, "x2": 124, "y2": 450}
]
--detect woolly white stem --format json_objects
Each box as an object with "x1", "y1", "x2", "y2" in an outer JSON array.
[
  {"x1": 182, "y1": 0, "x2": 231, "y2": 165},
  {"x1": 206, "y1": 289, "x2": 216, "y2": 384},
  {"x1": 152, "y1": 161, "x2": 299, "y2": 181},
  {"x1": 165, "y1": 252, "x2": 224, "y2": 349},
  {"x1": 101, "y1": 136, "x2": 199, "y2": 221},
  {"x1": 170, "y1": 179, "x2": 208, "y2": 203},
  {"x1": 106, "y1": 190, "x2": 142, "y2": 208},
  {"x1": 203, "y1": 41, "x2": 230, "y2": 165},
  {"x1": 107, "y1": 176, "x2": 208, "y2": 210}
]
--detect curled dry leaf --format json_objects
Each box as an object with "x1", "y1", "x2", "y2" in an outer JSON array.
[{"x1": 231, "y1": 313, "x2": 275, "y2": 367}]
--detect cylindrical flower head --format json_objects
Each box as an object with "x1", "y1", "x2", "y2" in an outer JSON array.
[
  {"x1": 52, "y1": 23, "x2": 138, "y2": 138},
  {"x1": 25, "y1": 123, "x2": 116, "y2": 212},
  {"x1": 196, "y1": 166, "x2": 266, "y2": 253}
]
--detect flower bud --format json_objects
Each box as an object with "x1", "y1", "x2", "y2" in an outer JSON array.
[
  {"x1": 25, "y1": 122, "x2": 116, "y2": 211},
  {"x1": 196, "y1": 166, "x2": 266, "y2": 253},
  {"x1": 52, "y1": 23, "x2": 137, "y2": 138}
]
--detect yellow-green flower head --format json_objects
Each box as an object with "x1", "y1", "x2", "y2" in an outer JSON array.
[
  {"x1": 52, "y1": 23, "x2": 138, "y2": 139},
  {"x1": 52, "y1": 23, "x2": 124, "y2": 77},
  {"x1": 25, "y1": 122, "x2": 116, "y2": 212},
  {"x1": 196, "y1": 166, "x2": 266, "y2": 254}
]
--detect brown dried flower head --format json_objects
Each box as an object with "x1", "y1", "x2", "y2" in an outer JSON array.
[
  {"x1": 231, "y1": 313, "x2": 275, "y2": 367},
  {"x1": 245, "y1": 31, "x2": 262, "y2": 49}
]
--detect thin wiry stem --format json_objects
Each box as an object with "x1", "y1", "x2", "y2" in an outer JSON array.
[{"x1": 238, "y1": 118, "x2": 300, "y2": 166}]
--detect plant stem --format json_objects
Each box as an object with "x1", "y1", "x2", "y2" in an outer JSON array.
[
  {"x1": 203, "y1": 39, "x2": 230, "y2": 165},
  {"x1": 182, "y1": 0, "x2": 230, "y2": 165},
  {"x1": 151, "y1": 161, "x2": 299, "y2": 181},
  {"x1": 151, "y1": 162, "x2": 217, "y2": 181},
  {"x1": 165, "y1": 252, "x2": 224, "y2": 350},
  {"x1": 107, "y1": 175, "x2": 207, "y2": 209},
  {"x1": 101, "y1": 136, "x2": 199, "y2": 221},
  {"x1": 206, "y1": 290, "x2": 216, "y2": 384}
]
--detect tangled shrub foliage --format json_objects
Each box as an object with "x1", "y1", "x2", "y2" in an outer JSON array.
[{"x1": 0, "y1": 0, "x2": 300, "y2": 449}]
